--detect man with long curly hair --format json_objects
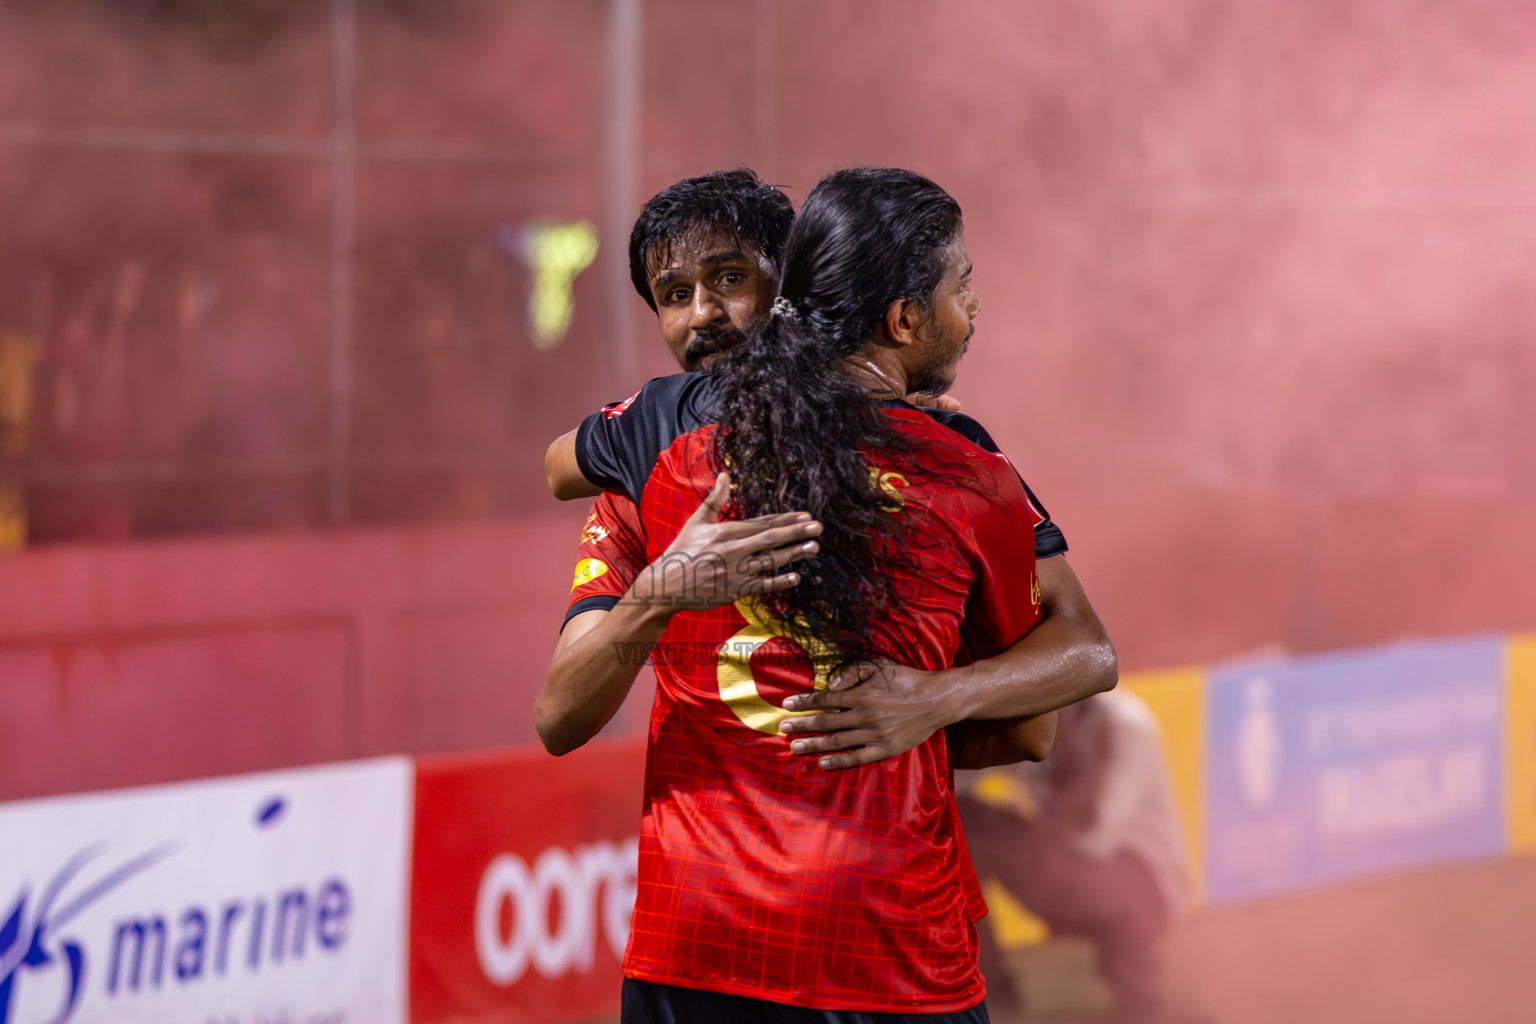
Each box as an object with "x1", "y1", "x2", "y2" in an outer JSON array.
[{"x1": 538, "y1": 168, "x2": 1117, "y2": 1022}]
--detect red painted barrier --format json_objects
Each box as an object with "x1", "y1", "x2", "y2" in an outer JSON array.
[
  {"x1": 0, "y1": 515, "x2": 660, "y2": 803},
  {"x1": 410, "y1": 737, "x2": 647, "y2": 1024}
]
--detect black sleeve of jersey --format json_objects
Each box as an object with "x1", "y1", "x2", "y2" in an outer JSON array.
[
  {"x1": 573, "y1": 373, "x2": 721, "y2": 503},
  {"x1": 913, "y1": 405, "x2": 1069, "y2": 559},
  {"x1": 561, "y1": 594, "x2": 621, "y2": 631}
]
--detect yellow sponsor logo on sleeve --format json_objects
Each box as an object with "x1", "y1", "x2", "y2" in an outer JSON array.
[{"x1": 572, "y1": 558, "x2": 609, "y2": 590}]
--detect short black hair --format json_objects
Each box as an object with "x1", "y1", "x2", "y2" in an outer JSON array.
[{"x1": 628, "y1": 168, "x2": 795, "y2": 311}]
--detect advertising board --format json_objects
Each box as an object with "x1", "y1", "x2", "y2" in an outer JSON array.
[
  {"x1": 409, "y1": 738, "x2": 646, "y2": 1024},
  {"x1": 0, "y1": 759, "x2": 412, "y2": 1024},
  {"x1": 1204, "y1": 638, "x2": 1505, "y2": 903}
]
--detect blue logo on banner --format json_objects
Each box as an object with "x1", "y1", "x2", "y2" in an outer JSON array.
[
  {"x1": 0, "y1": 844, "x2": 177, "y2": 1024},
  {"x1": 0, "y1": 791, "x2": 353, "y2": 1024},
  {"x1": 1204, "y1": 637, "x2": 1505, "y2": 904}
]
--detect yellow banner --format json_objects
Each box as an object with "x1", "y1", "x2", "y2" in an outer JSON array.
[
  {"x1": 1506, "y1": 635, "x2": 1536, "y2": 853},
  {"x1": 1123, "y1": 667, "x2": 1207, "y2": 907}
]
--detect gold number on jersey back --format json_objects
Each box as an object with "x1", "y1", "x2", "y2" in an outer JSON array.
[{"x1": 717, "y1": 597, "x2": 838, "y2": 734}]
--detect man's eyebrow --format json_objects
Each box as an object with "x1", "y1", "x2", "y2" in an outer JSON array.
[
  {"x1": 650, "y1": 267, "x2": 690, "y2": 293},
  {"x1": 700, "y1": 249, "x2": 752, "y2": 266},
  {"x1": 650, "y1": 250, "x2": 758, "y2": 294}
]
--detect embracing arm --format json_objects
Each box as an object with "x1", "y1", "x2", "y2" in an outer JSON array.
[
  {"x1": 947, "y1": 713, "x2": 1060, "y2": 769},
  {"x1": 537, "y1": 473, "x2": 822, "y2": 755},
  {"x1": 944, "y1": 555, "x2": 1115, "y2": 767},
  {"x1": 538, "y1": 601, "x2": 671, "y2": 756},
  {"x1": 546, "y1": 429, "x2": 603, "y2": 500},
  {"x1": 780, "y1": 553, "x2": 1117, "y2": 770},
  {"x1": 945, "y1": 552, "x2": 1117, "y2": 718},
  {"x1": 546, "y1": 374, "x2": 695, "y2": 501}
]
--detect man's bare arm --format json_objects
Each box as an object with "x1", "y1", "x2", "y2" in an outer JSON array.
[
  {"x1": 546, "y1": 429, "x2": 603, "y2": 500},
  {"x1": 946, "y1": 553, "x2": 1117, "y2": 719},
  {"x1": 947, "y1": 712, "x2": 1059, "y2": 769},
  {"x1": 779, "y1": 554, "x2": 1117, "y2": 769},
  {"x1": 538, "y1": 602, "x2": 670, "y2": 756}
]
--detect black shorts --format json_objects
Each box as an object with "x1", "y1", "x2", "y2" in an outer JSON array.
[{"x1": 621, "y1": 978, "x2": 992, "y2": 1024}]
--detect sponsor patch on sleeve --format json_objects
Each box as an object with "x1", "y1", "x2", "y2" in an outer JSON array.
[
  {"x1": 572, "y1": 558, "x2": 610, "y2": 590},
  {"x1": 602, "y1": 392, "x2": 640, "y2": 419}
]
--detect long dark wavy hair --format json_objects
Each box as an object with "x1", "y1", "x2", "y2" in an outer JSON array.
[{"x1": 710, "y1": 167, "x2": 963, "y2": 666}]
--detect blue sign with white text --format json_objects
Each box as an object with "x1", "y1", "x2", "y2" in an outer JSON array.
[{"x1": 1203, "y1": 637, "x2": 1505, "y2": 904}]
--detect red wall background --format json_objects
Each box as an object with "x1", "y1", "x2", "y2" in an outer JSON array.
[
  {"x1": 3, "y1": 0, "x2": 1534, "y2": 799},
  {"x1": 0, "y1": 514, "x2": 666, "y2": 801}
]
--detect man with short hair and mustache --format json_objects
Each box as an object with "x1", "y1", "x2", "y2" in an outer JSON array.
[{"x1": 548, "y1": 169, "x2": 805, "y2": 714}]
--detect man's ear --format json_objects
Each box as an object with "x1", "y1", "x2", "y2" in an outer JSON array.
[{"x1": 881, "y1": 296, "x2": 927, "y2": 349}]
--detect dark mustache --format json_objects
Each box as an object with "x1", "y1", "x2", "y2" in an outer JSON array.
[{"x1": 685, "y1": 327, "x2": 746, "y2": 363}]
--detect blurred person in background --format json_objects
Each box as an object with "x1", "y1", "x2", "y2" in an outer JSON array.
[{"x1": 959, "y1": 690, "x2": 1189, "y2": 1022}]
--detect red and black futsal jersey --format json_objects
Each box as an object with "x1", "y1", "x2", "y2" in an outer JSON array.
[
  {"x1": 571, "y1": 372, "x2": 1059, "y2": 1013},
  {"x1": 561, "y1": 380, "x2": 1064, "y2": 633},
  {"x1": 563, "y1": 490, "x2": 649, "y2": 629},
  {"x1": 577, "y1": 375, "x2": 1067, "y2": 562}
]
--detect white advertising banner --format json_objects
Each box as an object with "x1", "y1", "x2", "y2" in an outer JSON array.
[{"x1": 0, "y1": 758, "x2": 412, "y2": 1024}]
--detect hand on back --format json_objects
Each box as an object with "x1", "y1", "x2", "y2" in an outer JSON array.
[{"x1": 632, "y1": 472, "x2": 821, "y2": 614}]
